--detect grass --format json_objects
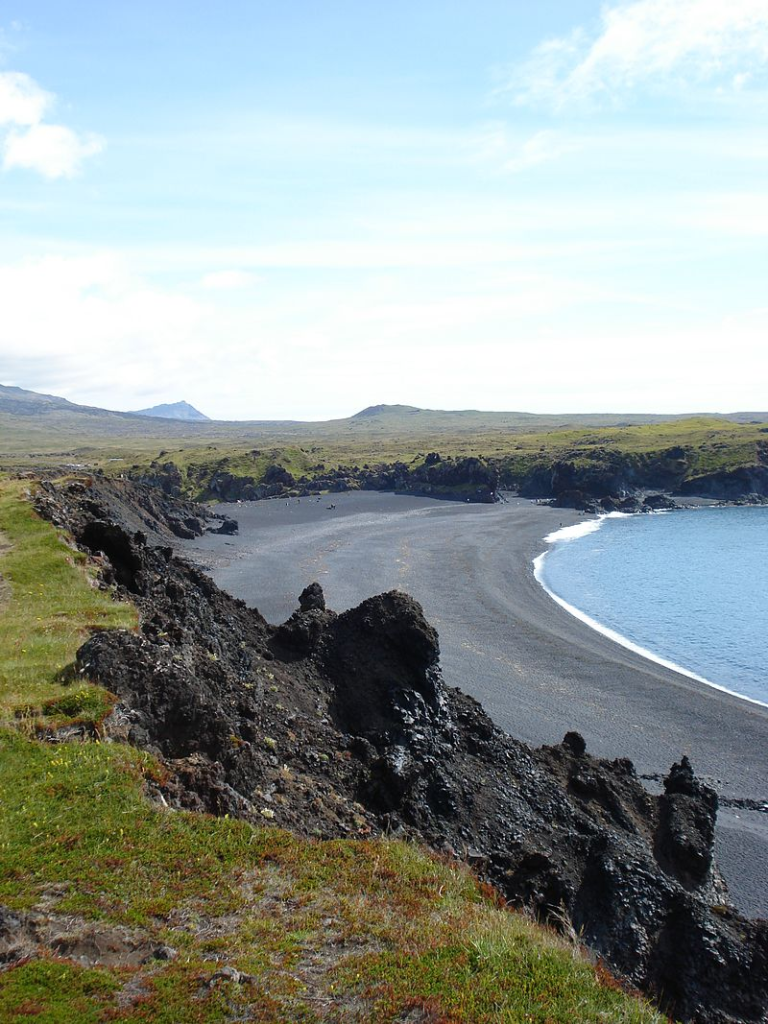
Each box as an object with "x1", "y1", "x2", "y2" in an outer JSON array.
[
  {"x1": 0, "y1": 480, "x2": 670, "y2": 1022},
  {"x1": 0, "y1": 480, "x2": 137, "y2": 717}
]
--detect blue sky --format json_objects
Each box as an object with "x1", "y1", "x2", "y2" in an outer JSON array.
[{"x1": 1, "y1": 1, "x2": 766, "y2": 419}]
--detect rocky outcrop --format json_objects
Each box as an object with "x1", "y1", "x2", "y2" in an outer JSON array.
[
  {"x1": 35, "y1": 479, "x2": 768, "y2": 1024},
  {"x1": 129, "y1": 454, "x2": 500, "y2": 504},
  {"x1": 35, "y1": 476, "x2": 237, "y2": 542},
  {"x1": 289, "y1": 455, "x2": 499, "y2": 503},
  {"x1": 134, "y1": 460, "x2": 184, "y2": 497},
  {"x1": 129, "y1": 441, "x2": 768, "y2": 509},
  {"x1": 506, "y1": 447, "x2": 768, "y2": 509},
  {"x1": 678, "y1": 467, "x2": 768, "y2": 501}
]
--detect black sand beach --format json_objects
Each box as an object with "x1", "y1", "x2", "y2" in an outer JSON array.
[{"x1": 185, "y1": 492, "x2": 768, "y2": 918}]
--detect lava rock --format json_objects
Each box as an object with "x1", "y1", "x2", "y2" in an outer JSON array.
[{"x1": 32, "y1": 477, "x2": 768, "y2": 1024}]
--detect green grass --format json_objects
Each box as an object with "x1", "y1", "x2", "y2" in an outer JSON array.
[
  {"x1": 0, "y1": 483, "x2": 669, "y2": 1022},
  {"x1": 0, "y1": 480, "x2": 137, "y2": 717},
  {"x1": 0, "y1": 961, "x2": 120, "y2": 1024}
]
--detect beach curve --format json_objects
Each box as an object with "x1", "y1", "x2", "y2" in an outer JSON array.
[
  {"x1": 184, "y1": 491, "x2": 768, "y2": 919},
  {"x1": 533, "y1": 515, "x2": 768, "y2": 712}
]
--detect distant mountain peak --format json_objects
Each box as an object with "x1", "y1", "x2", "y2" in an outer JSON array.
[{"x1": 132, "y1": 400, "x2": 210, "y2": 421}]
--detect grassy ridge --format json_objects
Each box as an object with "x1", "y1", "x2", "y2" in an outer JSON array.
[{"x1": 0, "y1": 481, "x2": 667, "y2": 1022}]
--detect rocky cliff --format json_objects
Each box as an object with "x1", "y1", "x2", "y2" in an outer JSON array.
[
  {"x1": 131, "y1": 454, "x2": 501, "y2": 504},
  {"x1": 128, "y1": 440, "x2": 768, "y2": 511},
  {"x1": 503, "y1": 445, "x2": 768, "y2": 509},
  {"x1": 36, "y1": 478, "x2": 768, "y2": 1024}
]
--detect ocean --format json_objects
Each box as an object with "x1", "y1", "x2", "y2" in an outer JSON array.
[{"x1": 534, "y1": 506, "x2": 768, "y2": 708}]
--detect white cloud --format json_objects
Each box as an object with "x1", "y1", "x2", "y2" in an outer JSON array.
[
  {"x1": 3, "y1": 123, "x2": 103, "y2": 179},
  {"x1": 508, "y1": 0, "x2": 768, "y2": 109},
  {"x1": 0, "y1": 71, "x2": 52, "y2": 126},
  {"x1": 0, "y1": 253, "x2": 210, "y2": 372},
  {"x1": 0, "y1": 69, "x2": 102, "y2": 178},
  {"x1": 201, "y1": 269, "x2": 261, "y2": 290},
  {"x1": 1, "y1": 239, "x2": 765, "y2": 420}
]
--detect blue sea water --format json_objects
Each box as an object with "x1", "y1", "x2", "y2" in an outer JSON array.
[{"x1": 535, "y1": 506, "x2": 768, "y2": 707}]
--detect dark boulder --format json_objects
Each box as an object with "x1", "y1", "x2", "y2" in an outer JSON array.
[
  {"x1": 208, "y1": 516, "x2": 239, "y2": 536},
  {"x1": 643, "y1": 493, "x2": 678, "y2": 511},
  {"x1": 321, "y1": 591, "x2": 450, "y2": 744},
  {"x1": 299, "y1": 581, "x2": 326, "y2": 612},
  {"x1": 275, "y1": 583, "x2": 335, "y2": 656}
]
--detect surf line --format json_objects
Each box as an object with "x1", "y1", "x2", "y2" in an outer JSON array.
[{"x1": 532, "y1": 513, "x2": 768, "y2": 711}]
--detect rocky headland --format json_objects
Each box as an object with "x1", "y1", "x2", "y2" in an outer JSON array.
[
  {"x1": 127, "y1": 439, "x2": 768, "y2": 513},
  {"x1": 29, "y1": 477, "x2": 768, "y2": 1024}
]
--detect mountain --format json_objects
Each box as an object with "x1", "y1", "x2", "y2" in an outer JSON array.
[
  {"x1": 131, "y1": 401, "x2": 210, "y2": 421},
  {"x1": 0, "y1": 383, "x2": 107, "y2": 418}
]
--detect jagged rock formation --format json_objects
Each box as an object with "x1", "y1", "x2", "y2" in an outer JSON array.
[{"x1": 36, "y1": 479, "x2": 768, "y2": 1024}]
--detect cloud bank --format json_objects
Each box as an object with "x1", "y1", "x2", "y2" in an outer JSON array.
[{"x1": 0, "y1": 70, "x2": 103, "y2": 178}]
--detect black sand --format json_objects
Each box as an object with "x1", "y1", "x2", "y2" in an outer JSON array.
[{"x1": 185, "y1": 492, "x2": 768, "y2": 918}]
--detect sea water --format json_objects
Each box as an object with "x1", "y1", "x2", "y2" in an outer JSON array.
[{"x1": 535, "y1": 506, "x2": 768, "y2": 707}]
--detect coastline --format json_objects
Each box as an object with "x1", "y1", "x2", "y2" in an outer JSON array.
[
  {"x1": 184, "y1": 491, "x2": 768, "y2": 919},
  {"x1": 532, "y1": 512, "x2": 768, "y2": 712}
]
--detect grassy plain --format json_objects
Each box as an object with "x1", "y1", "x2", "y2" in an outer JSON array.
[{"x1": 0, "y1": 481, "x2": 667, "y2": 1022}]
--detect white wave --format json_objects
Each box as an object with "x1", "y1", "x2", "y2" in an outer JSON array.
[
  {"x1": 542, "y1": 510, "x2": 630, "y2": 545},
  {"x1": 533, "y1": 519, "x2": 768, "y2": 710}
]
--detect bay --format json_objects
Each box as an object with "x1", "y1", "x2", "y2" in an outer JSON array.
[{"x1": 536, "y1": 506, "x2": 768, "y2": 707}]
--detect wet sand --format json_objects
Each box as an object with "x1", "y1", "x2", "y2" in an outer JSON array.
[{"x1": 185, "y1": 492, "x2": 768, "y2": 918}]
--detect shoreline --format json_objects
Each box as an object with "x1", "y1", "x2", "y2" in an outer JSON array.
[
  {"x1": 532, "y1": 511, "x2": 768, "y2": 712},
  {"x1": 184, "y1": 491, "x2": 768, "y2": 919}
]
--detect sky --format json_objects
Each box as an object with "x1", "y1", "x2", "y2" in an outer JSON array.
[{"x1": 0, "y1": 0, "x2": 766, "y2": 420}]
